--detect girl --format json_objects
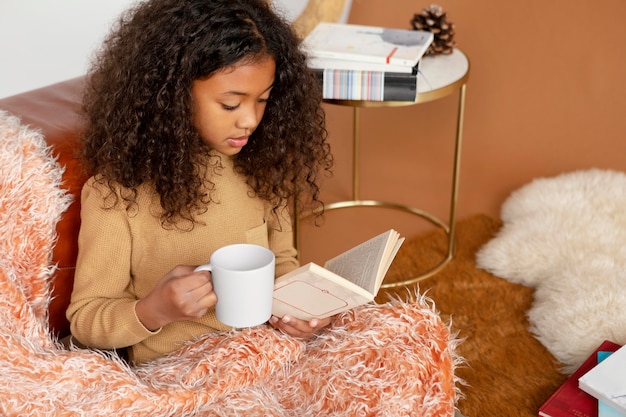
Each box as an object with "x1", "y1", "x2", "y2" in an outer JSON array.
[
  {"x1": 67, "y1": 0, "x2": 334, "y2": 365},
  {"x1": 64, "y1": 3, "x2": 458, "y2": 413}
]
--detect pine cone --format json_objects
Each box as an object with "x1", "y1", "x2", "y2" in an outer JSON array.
[{"x1": 410, "y1": 4, "x2": 456, "y2": 56}]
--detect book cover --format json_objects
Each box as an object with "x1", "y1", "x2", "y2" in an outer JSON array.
[
  {"x1": 579, "y1": 345, "x2": 626, "y2": 416},
  {"x1": 271, "y1": 229, "x2": 404, "y2": 321},
  {"x1": 538, "y1": 340, "x2": 621, "y2": 417},
  {"x1": 303, "y1": 22, "x2": 434, "y2": 67},
  {"x1": 599, "y1": 401, "x2": 625, "y2": 417},
  {"x1": 313, "y1": 69, "x2": 417, "y2": 102},
  {"x1": 272, "y1": 262, "x2": 374, "y2": 320}
]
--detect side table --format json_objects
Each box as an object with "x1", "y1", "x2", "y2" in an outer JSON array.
[{"x1": 297, "y1": 48, "x2": 470, "y2": 288}]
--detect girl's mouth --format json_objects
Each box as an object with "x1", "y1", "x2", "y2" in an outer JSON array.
[{"x1": 228, "y1": 136, "x2": 249, "y2": 148}]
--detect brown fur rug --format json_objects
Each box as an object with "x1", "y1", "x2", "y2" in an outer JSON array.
[{"x1": 379, "y1": 214, "x2": 568, "y2": 417}]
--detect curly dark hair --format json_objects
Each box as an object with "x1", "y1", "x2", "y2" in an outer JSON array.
[{"x1": 81, "y1": 0, "x2": 333, "y2": 227}]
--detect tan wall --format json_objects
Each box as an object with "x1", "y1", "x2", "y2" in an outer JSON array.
[{"x1": 299, "y1": 0, "x2": 626, "y2": 264}]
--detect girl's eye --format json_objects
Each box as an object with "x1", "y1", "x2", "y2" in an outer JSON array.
[{"x1": 222, "y1": 103, "x2": 239, "y2": 111}]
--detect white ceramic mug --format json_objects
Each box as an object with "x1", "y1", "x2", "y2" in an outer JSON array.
[{"x1": 194, "y1": 243, "x2": 275, "y2": 328}]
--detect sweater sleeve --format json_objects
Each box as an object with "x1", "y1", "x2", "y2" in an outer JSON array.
[{"x1": 66, "y1": 179, "x2": 158, "y2": 350}]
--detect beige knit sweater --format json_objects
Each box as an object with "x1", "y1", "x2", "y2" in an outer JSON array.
[{"x1": 67, "y1": 155, "x2": 298, "y2": 364}]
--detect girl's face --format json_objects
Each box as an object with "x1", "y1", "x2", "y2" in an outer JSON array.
[{"x1": 191, "y1": 56, "x2": 276, "y2": 156}]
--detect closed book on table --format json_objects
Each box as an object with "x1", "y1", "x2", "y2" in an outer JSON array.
[
  {"x1": 308, "y1": 56, "x2": 419, "y2": 74},
  {"x1": 538, "y1": 340, "x2": 621, "y2": 417},
  {"x1": 313, "y1": 68, "x2": 417, "y2": 102},
  {"x1": 303, "y1": 22, "x2": 433, "y2": 68}
]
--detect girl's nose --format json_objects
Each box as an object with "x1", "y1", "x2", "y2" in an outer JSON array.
[{"x1": 237, "y1": 107, "x2": 260, "y2": 132}]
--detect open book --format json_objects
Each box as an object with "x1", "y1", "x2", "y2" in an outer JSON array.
[{"x1": 272, "y1": 229, "x2": 404, "y2": 320}]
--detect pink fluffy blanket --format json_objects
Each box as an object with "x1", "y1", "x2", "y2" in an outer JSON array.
[{"x1": 0, "y1": 110, "x2": 461, "y2": 416}]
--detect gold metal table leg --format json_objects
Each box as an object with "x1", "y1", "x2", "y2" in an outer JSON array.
[
  {"x1": 295, "y1": 83, "x2": 467, "y2": 288},
  {"x1": 381, "y1": 82, "x2": 467, "y2": 288}
]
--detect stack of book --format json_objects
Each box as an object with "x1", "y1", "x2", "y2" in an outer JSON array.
[
  {"x1": 538, "y1": 340, "x2": 626, "y2": 417},
  {"x1": 578, "y1": 344, "x2": 626, "y2": 417},
  {"x1": 303, "y1": 22, "x2": 434, "y2": 102}
]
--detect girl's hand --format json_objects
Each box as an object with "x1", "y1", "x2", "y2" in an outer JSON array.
[
  {"x1": 268, "y1": 314, "x2": 331, "y2": 338},
  {"x1": 135, "y1": 265, "x2": 217, "y2": 331}
]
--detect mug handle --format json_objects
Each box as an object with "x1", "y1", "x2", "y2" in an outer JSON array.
[{"x1": 194, "y1": 264, "x2": 213, "y2": 273}]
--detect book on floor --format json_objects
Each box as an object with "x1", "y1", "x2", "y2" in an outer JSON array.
[
  {"x1": 597, "y1": 351, "x2": 626, "y2": 417},
  {"x1": 538, "y1": 340, "x2": 621, "y2": 417},
  {"x1": 272, "y1": 229, "x2": 404, "y2": 321},
  {"x1": 303, "y1": 22, "x2": 433, "y2": 69},
  {"x1": 312, "y1": 68, "x2": 418, "y2": 102},
  {"x1": 599, "y1": 400, "x2": 625, "y2": 417},
  {"x1": 579, "y1": 344, "x2": 626, "y2": 416}
]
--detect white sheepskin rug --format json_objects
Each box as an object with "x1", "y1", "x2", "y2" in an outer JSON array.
[
  {"x1": 0, "y1": 109, "x2": 462, "y2": 416},
  {"x1": 475, "y1": 169, "x2": 626, "y2": 373}
]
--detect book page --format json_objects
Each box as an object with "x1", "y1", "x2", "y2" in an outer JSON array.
[
  {"x1": 324, "y1": 230, "x2": 402, "y2": 294},
  {"x1": 377, "y1": 237, "x2": 404, "y2": 288}
]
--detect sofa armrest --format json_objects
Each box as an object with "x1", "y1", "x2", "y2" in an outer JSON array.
[{"x1": 0, "y1": 77, "x2": 86, "y2": 338}]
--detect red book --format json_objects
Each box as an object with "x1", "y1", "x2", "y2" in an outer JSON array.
[{"x1": 538, "y1": 340, "x2": 622, "y2": 417}]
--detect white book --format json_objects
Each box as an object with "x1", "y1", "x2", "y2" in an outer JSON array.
[
  {"x1": 579, "y1": 345, "x2": 626, "y2": 416},
  {"x1": 272, "y1": 229, "x2": 404, "y2": 321},
  {"x1": 303, "y1": 22, "x2": 433, "y2": 68},
  {"x1": 308, "y1": 56, "x2": 418, "y2": 74}
]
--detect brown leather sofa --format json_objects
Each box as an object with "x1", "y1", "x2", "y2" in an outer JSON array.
[{"x1": 0, "y1": 77, "x2": 86, "y2": 339}]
